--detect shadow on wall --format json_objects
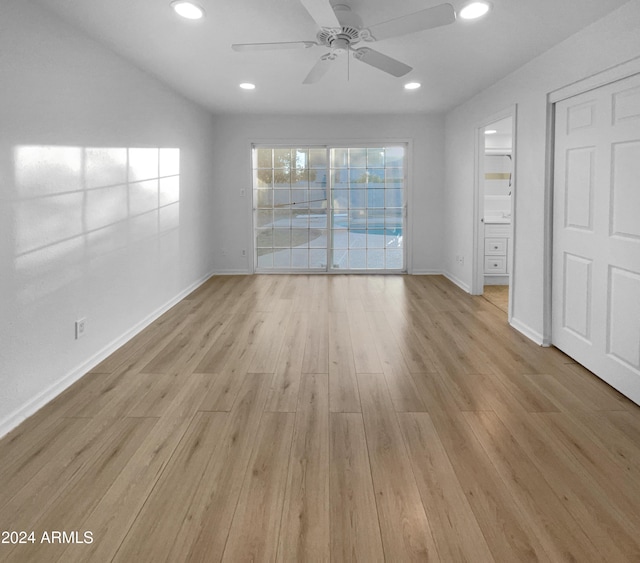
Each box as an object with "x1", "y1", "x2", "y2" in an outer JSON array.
[{"x1": 10, "y1": 146, "x2": 181, "y2": 306}]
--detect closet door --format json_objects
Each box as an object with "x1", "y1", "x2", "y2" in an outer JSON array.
[{"x1": 552, "y1": 73, "x2": 640, "y2": 404}]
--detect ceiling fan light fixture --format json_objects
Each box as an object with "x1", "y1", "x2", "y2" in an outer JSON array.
[
  {"x1": 171, "y1": 1, "x2": 205, "y2": 20},
  {"x1": 239, "y1": 83, "x2": 256, "y2": 90},
  {"x1": 459, "y1": 1, "x2": 491, "y2": 20},
  {"x1": 404, "y1": 82, "x2": 421, "y2": 90}
]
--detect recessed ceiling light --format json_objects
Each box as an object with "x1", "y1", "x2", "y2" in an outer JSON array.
[
  {"x1": 171, "y1": 1, "x2": 205, "y2": 20},
  {"x1": 484, "y1": 129, "x2": 497, "y2": 135},
  {"x1": 239, "y1": 83, "x2": 256, "y2": 90},
  {"x1": 404, "y1": 82, "x2": 421, "y2": 90},
  {"x1": 459, "y1": 1, "x2": 491, "y2": 20}
]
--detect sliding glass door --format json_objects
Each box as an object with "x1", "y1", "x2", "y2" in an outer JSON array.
[{"x1": 253, "y1": 144, "x2": 405, "y2": 272}]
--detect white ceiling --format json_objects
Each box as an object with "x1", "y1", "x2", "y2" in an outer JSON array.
[
  {"x1": 32, "y1": 0, "x2": 630, "y2": 115},
  {"x1": 485, "y1": 116, "x2": 512, "y2": 151}
]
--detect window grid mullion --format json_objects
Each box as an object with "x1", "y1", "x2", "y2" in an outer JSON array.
[{"x1": 253, "y1": 144, "x2": 404, "y2": 273}]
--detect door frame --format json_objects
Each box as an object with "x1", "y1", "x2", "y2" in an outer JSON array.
[
  {"x1": 472, "y1": 105, "x2": 517, "y2": 322},
  {"x1": 248, "y1": 139, "x2": 413, "y2": 274},
  {"x1": 544, "y1": 55, "x2": 640, "y2": 345}
]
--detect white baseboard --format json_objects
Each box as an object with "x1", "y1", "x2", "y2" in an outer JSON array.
[
  {"x1": 442, "y1": 272, "x2": 472, "y2": 293},
  {"x1": 509, "y1": 317, "x2": 545, "y2": 346},
  {"x1": 0, "y1": 271, "x2": 216, "y2": 439},
  {"x1": 218, "y1": 269, "x2": 446, "y2": 277},
  {"x1": 410, "y1": 269, "x2": 444, "y2": 275},
  {"x1": 484, "y1": 275, "x2": 509, "y2": 286},
  {"x1": 212, "y1": 269, "x2": 251, "y2": 275}
]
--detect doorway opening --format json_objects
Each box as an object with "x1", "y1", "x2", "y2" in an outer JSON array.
[{"x1": 473, "y1": 110, "x2": 516, "y2": 318}]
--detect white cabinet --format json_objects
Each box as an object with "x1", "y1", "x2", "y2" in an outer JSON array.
[
  {"x1": 484, "y1": 223, "x2": 511, "y2": 284},
  {"x1": 485, "y1": 238, "x2": 507, "y2": 256},
  {"x1": 484, "y1": 255, "x2": 507, "y2": 273}
]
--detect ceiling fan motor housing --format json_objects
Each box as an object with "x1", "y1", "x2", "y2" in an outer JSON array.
[
  {"x1": 317, "y1": 26, "x2": 362, "y2": 48},
  {"x1": 316, "y1": 4, "x2": 371, "y2": 51}
]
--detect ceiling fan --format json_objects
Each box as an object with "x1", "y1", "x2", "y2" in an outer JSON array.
[{"x1": 231, "y1": 0, "x2": 456, "y2": 84}]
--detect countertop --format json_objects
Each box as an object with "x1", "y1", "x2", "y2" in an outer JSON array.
[{"x1": 484, "y1": 217, "x2": 511, "y2": 224}]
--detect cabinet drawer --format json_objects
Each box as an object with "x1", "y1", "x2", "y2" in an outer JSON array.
[
  {"x1": 485, "y1": 238, "x2": 507, "y2": 255},
  {"x1": 485, "y1": 224, "x2": 510, "y2": 237},
  {"x1": 484, "y1": 256, "x2": 506, "y2": 274}
]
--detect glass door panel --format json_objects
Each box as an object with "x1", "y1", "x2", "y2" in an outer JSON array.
[
  {"x1": 254, "y1": 146, "x2": 328, "y2": 271},
  {"x1": 328, "y1": 146, "x2": 405, "y2": 271}
]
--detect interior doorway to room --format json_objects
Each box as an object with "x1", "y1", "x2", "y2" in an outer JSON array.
[
  {"x1": 474, "y1": 112, "x2": 515, "y2": 317},
  {"x1": 252, "y1": 145, "x2": 407, "y2": 273}
]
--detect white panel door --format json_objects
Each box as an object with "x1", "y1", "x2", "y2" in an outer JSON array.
[{"x1": 553, "y1": 73, "x2": 640, "y2": 405}]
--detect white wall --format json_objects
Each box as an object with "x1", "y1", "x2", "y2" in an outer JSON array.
[
  {"x1": 209, "y1": 114, "x2": 445, "y2": 274},
  {"x1": 0, "y1": 1, "x2": 216, "y2": 435},
  {"x1": 444, "y1": 0, "x2": 640, "y2": 343}
]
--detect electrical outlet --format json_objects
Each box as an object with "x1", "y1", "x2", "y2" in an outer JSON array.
[
  {"x1": 241, "y1": 249, "x2": 246, "y2": 256},
  {"x1": 240, "y1": 189, "x2": 246, "y2": 197},
  {"x1": 75, "y1": 318, "x2": 86, "y2": 340}
]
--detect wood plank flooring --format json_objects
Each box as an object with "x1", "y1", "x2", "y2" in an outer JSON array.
[
  {"x1": 483, "y1": 284, "x2": 509, "y2": 314},
  {"x1": 1, "y1": 274, "x2": 639, "y2": 562}
]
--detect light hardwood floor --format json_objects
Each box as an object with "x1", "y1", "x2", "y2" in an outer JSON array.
[
  {"x1": 1, "y1": 275, "x2": 639, "y2": 562},
  {"x1": 483, "y1": 285, "x2": 509, "y2": 314}
]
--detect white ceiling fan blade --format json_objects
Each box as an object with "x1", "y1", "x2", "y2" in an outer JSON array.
[
  {"x1": 367, "y1": 3, "x2": 455, "y2": 41},
  {"x1": 232, "y1": 41, "x2": 317, "y2": 52},
  {"x1": 352, "y1": 47, "x2": 412, "y2": 77},
  {"x1": 299, "y1": 0, "x2": 340, "y2": 29},
  {"x1": 303, "y1": 54, "x2": 334, "y2": 84}
]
